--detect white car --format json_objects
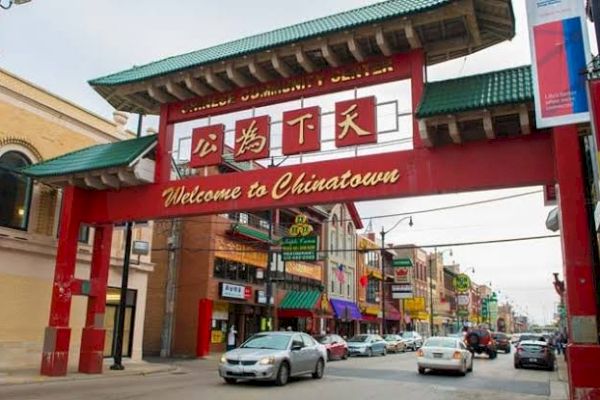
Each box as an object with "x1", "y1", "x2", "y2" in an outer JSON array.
[
  {"x1": 401, "y1": 331, "x2": 423, "y2": 351},
  {"x1": 417, "y1": 336, "x2": 474, "y2": 376}
]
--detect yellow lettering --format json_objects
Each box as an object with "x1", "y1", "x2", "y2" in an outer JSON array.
[{"x1": 272, "y1": 172, "x2": 293, "y2": 200}]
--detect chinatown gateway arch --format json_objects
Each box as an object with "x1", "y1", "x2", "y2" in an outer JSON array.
[{"x1": 22, "y1": 0, "x2": 600, "y2": 398}]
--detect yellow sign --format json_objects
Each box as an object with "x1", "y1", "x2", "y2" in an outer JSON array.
[
  {"x1": 362, "y1": 305, "x2": 381, "y2": 316},
  {"x1": 416, "y1": 312, "x2": 430, "y2": 321},
  {"x1": 285, "y1": 261, "x2": 322, "y2": 281},
  {"x1": 211, "y1": 330, "x2": 224, "y2": 344},
  {"x1": 404, "y1": 297, "x2": 426, "y2": 312},
  {"x1": 288, "y1": 214, "x2": 314, "y2": 237},
  {"x1": 214, "y1": 236, "x2": 268, "y2": 268},
  {"x1": 367, "y1": 268, "x2": 382, "y2": 280},
  {"x1": 162, "y1": 168, "x2": 401, "y2": 208}
]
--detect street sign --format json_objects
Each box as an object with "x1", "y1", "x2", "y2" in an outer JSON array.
[
  {"x1": 457, "y1": 294, "x2": 470, "y2": 306},
  {"x1": 453, "y1": 274, "x2": 471, "y2": 293},
  {"x1": 392, "y1": 258, "x2": 413, "y2": 267},
  {"x1": 281, "y1": 236, "x2": 318, "y2": 261},
  {"x1": 391, "y1": 283, "x2": 413, "y2": 299}
]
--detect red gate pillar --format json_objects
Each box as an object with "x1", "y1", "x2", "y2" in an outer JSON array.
[
  {"x1": 553, "y1": 126, "x2": 600, "y2": 400},
  {"x1": 79, "y1": 224, "x2": 113, "y2": 374},
  {"x1": 41, "y1": 186, "x2": 83, "y2": 376},
  {"x1": 196, "y1": 299, "x2": 213, "y2": 357},
  {"x1": 410, "y1": 49, "x2": 425, "y2": 149}
]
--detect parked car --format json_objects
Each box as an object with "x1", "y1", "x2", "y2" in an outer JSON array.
[
  {"x1": 514, "y1": 340, "x2": 556, "y2": 371},
  {"x1": 492, "y1": 332, "x2": 511, "y2": 353},
  {"x1": 314, "y1": 334, "x2": 348, "y2": 361},
  {"x1": 347, "y1": 334, "x2": 387, "y2": 357},
  {"x1": 417, "y1": 336, "x2": 474, "y2": 376},
  {"x1": 465, "y1": 328, "x2": 497, "y2": 359},
  {"x1": 384, "y1": 334, "x2": 406, "y2": 353},
  {"x1": 401, "y1": 331, "x2": 423, "y2": 351},
  {"x1": 510, "y1": 333, "x2": 521, "y2": 344},
  {"x1": 218, "y1": 331, "x2": 326, "y2": 386}
]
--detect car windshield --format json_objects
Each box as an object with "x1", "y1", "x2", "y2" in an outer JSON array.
[
  {"x1": 384, "y1": 335, "x2": 398, "y2": 341},
  {"x1": 520, "y1": 335, "x2": 544, "y2": 342},
  {"x1": 240, "y1": 334, "x2": 290, "y2": 350},
  {"x1": 314, "y1": 336, "x2": 329, "y2": 344},
  {"x1": 520, "y1": 344, "x2": 546, "y2": 353},
  {"x1": 424, "y1": 338, "x2": 457, "y2": 348},
  {"x1": 401, "y1": 332, "x2": 415, "y2": 339},
  {"x1": 348, "y1": 335, "x2": 369, "y2": 343}
]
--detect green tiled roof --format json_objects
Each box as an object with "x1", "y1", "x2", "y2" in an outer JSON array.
[
  {"x1": 279, "y1": 290, "x2": 321, "y2": 310},
  {"x1": 22, "y1": 135, "x2": 157, "y2": 178},
  {"x1": 89, "y1": 0, "x2": 450, "y2": 86},
  {"x1": 416, "y1": 66, "x2": 533, "y2": 118}
]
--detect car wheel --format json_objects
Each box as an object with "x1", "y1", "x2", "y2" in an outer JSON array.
[
  {"x1": 275, "y1": 362, "x2": 289, "y2": 386},
  {"x1": 367, "y1": 348, "x2": 373, "y2": 357},
  {"x1": 547, "y1": 363, "x2": 555, "y2": 372},
  {"x1": 459, "y1": 360, "x2": 467, "y2": 376},
  {"x1": 467, "y1": 358, "x2": 473, "y2": 372},
  {"x1": 224, "y1": 378, "x2": 237, "y2": 384},
  {"x1": 382, "y1": 348, "x2": 387, "y2": 356},
  {"x1": 326, "y1": 350, "x2": 332, "y2": 362},
  {"x1": 488, "y1": 350, "x2": 497, "y2": 359},
  {"x1": 514, "y1": 362, "x2": 521, "y2": 369},
  {"x1": 312, "y1": 359, "x2": 325, "y2": 379},
  {"x1": 418, "y1": 367, "x2": 426, "y2": 375},
  {"x1": 342, "y1": 349, "x2": 348, "y2": 360},
  {"x1": 506, "y1": 347, "x2": 511, "y2": 354}
]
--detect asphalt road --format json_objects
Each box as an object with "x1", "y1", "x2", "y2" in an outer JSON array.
[{"x1": 0, "y1": 349, "x2": 558, "y2": 400}]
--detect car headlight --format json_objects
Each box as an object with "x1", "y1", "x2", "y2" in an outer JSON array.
[
  {"x1": 220, "y1": 355, "x2": 227, "y2": 364},
  {"x1": 258, "y1": 356, "x2": 275, "y2": 365}
]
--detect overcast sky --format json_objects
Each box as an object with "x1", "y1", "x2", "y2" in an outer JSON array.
[{"x1": 2, "y1": 0, "x2": 593, "y2": 326}]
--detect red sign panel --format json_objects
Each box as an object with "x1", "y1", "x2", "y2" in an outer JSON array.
[
  {"x1": 335, "y1": 97, "x2": 377, "y2": 148},
  {"x1": 282, "y1": 106, "x2": 321, "y2": 155},
  {"x1": 234, "y1": 115, "x2": 270, "y2": 162},
  {"x1": 189, "y1": 124, "x2": 224, "y2": 168}
]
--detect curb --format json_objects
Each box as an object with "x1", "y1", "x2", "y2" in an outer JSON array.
[{"x1": 0, "y1": 365, "x2": 179, "y2": 387}]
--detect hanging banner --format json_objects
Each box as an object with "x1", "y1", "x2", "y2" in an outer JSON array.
[{"x1": 526, "y1": 0, "x2": 591, "y2": 128}]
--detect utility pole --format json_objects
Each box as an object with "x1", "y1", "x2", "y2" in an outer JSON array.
[
  {"x1": 429, "y1": 248, "x2": 435, "y2": 337},
  {"x1": 380, "y1": 228, "x2": 386, "y2": 335},
  {"x1": 111, "y1": 113, "x2": 143, "y2": 370},
  {"x1": 160, "y1": 218, "x2": 180, "y2": 357}
]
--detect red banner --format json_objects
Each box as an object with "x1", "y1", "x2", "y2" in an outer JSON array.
[
  {"x1": 167, "y1": 53, "x2": 412, "y2": 124},
  {"x1": 80, "y1": 134, "x2": 554, "y2": 224}
]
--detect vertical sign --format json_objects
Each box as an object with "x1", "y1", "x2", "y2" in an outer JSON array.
[{"x1": 526, "y1": 0, "x2": 591, "y2": 128}]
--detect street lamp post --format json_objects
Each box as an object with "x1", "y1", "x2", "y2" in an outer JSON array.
[{"x1": 380, "y1": 216, "x2": 413, "y2": 335}]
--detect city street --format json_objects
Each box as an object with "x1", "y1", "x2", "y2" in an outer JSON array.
[{"x1": 0, "y1": 351, "x2": 562, "y2": 400}]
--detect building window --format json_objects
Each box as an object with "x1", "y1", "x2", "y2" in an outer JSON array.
[
  {"x1": 0, "y1": 151, "x2": 32, "y2": 230},
  {"x1": 213, "y1": 258, "x2": 258, "y2": 283},
  {"x1": 366, "y1": 278, "x2": 379, "y2": 303}
]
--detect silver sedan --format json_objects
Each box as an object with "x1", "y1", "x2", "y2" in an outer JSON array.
[
  {"x1": 417, "y1": 336, "x2": 474, "y2": 376},
  {"x1": 218, "y1": 331, "x2": 326, "y2": 386}
]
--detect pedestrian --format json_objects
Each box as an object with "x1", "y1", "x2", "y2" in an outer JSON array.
[{"x1": 227, "y1": 325, "x2": 237, "y2": 351}]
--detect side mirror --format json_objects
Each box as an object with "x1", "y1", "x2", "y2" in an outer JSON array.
[{"x1": 291, "y1": 343, "x2": 303, "y2": 351}]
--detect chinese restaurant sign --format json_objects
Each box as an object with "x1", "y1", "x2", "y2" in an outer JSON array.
[
  {"x1": 281, "y1": 215, "x2": 318, "y2": 262},
  {"x1": 214, "y1": 236, "x2": 268, "y2": 268},
  {"x1": 526, "y1": 0, "x2": 590, "y2": 128}
]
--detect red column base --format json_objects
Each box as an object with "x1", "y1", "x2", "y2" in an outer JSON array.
[
  {"x1": 567, "y1": 344, "x2": 600, "y2": 400},
  {"x1": 78, "y1": 327, "x2": 106, "y2": 374},
  {"x1": 40, "y1": 326, "x2": 71, "y2": 376}
]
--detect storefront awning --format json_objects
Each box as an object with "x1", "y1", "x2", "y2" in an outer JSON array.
[
  {"x1": 384, "y1": 301, "x2": 401, "y2": 321},
  {"x1": 330, "y1": 298, "x2": 362, "y2": 321},
  {"x1": 278, "y1": 290, "x2": 321, "y2": 318}
]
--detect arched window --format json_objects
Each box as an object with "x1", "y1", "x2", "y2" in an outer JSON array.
[{"x1": 0, "y1": 151, "x2": 32, "y2": 230}]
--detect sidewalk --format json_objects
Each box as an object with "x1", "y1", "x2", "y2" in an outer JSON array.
[
  {"x1": 0, "y1": 358, "x2": 177, "y2": 386},
  {"x1": 549, "y1": 356, "x2": 569, "y2": 400}
]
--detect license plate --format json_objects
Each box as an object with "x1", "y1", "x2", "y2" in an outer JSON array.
[
  {"x1": 433, "y1": 353, "x2": 443, "y2": 358},
  {"x1": 529, "y1": 358, "x2": 538, "y2": 362}
]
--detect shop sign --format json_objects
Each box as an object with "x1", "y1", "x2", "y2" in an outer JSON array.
[
  {"x1": 526, "y1": 0, "x2": 590, "y2": 128},
  {"x1": 457, "y1": 294, "x2": 470, "y2": 306},
  {"x1": 132, "y1": 240, "x2": 150, "y2": 255},
  {"x1": 392, "y1": 258, "x2": 413, "y2": 267},
  {"x1": 214, "y1": 236, "x2": 268, "y2": 268},
  {"x1": 391, "y1": 284, "x2": 413, "y2": 299},
  {"x1": 287, "y1": 214, "x2": 313, "y2": 237},
  {"x1": 453, "y1": 274, "x2": 471, "y2": 293},
  {"x1": 416, "y1": 311, "x2": 429, "y2": 321},
  {"x1": 361, "y1": 304, "x2": 381, "y2": 316},
  {"x1": 393, "y1": 267, "x2": 411, "y2": 284},
  {"x1": 255, "y1": 290, "x2": 274, "y2": 305},
  {"x1": 281, "y1": 236, "x2": 318, "y2": 261},
  {"x1": 212, "y1": 302, "x2": 230, "y2": 320},
  {"x1": 403, "y1": 297, "x2": 425, "y2": 312},
  {"x1": 220, "y1": 282, "x2": 251, "y2": 300},
  {"x1": 211, "y1": 330, "x2": 224, "y2": 344},
  {"x1": 285, "y1": 260, "x2": 322, "y2": 281}
]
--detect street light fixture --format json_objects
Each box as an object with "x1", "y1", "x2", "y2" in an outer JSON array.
[
  {"x1": 0, "y1": 0, "x2": 31, "y2": 10},
  {"x1": 380, "y1": 216, "x2": 413, "y2": 334}
]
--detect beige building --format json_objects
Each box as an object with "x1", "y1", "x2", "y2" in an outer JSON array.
[{"x1": 0, "y1": 68, "x2": 153, "y2": 369}]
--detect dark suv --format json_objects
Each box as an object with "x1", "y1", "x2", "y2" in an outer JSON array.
[
  {"x1": 492, "y1": 332, "x2": 511, "y2": 353},
  {"x1": 465, "y1": 328, "x2": 497, "y2": 359}
]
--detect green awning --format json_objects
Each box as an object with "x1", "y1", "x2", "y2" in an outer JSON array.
[
  {"x1": 22, "y1": 135, "x2": 157, "y2": 178},
  {"x1": 279, "y1": 290, "x2": 321, "y2": 310},
  {"x1": 417, "y1": 66, "x2": 533, "y2": 118},
  {"x1": 232, "y1": 224, "x2": 271, "y2": 243}
]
